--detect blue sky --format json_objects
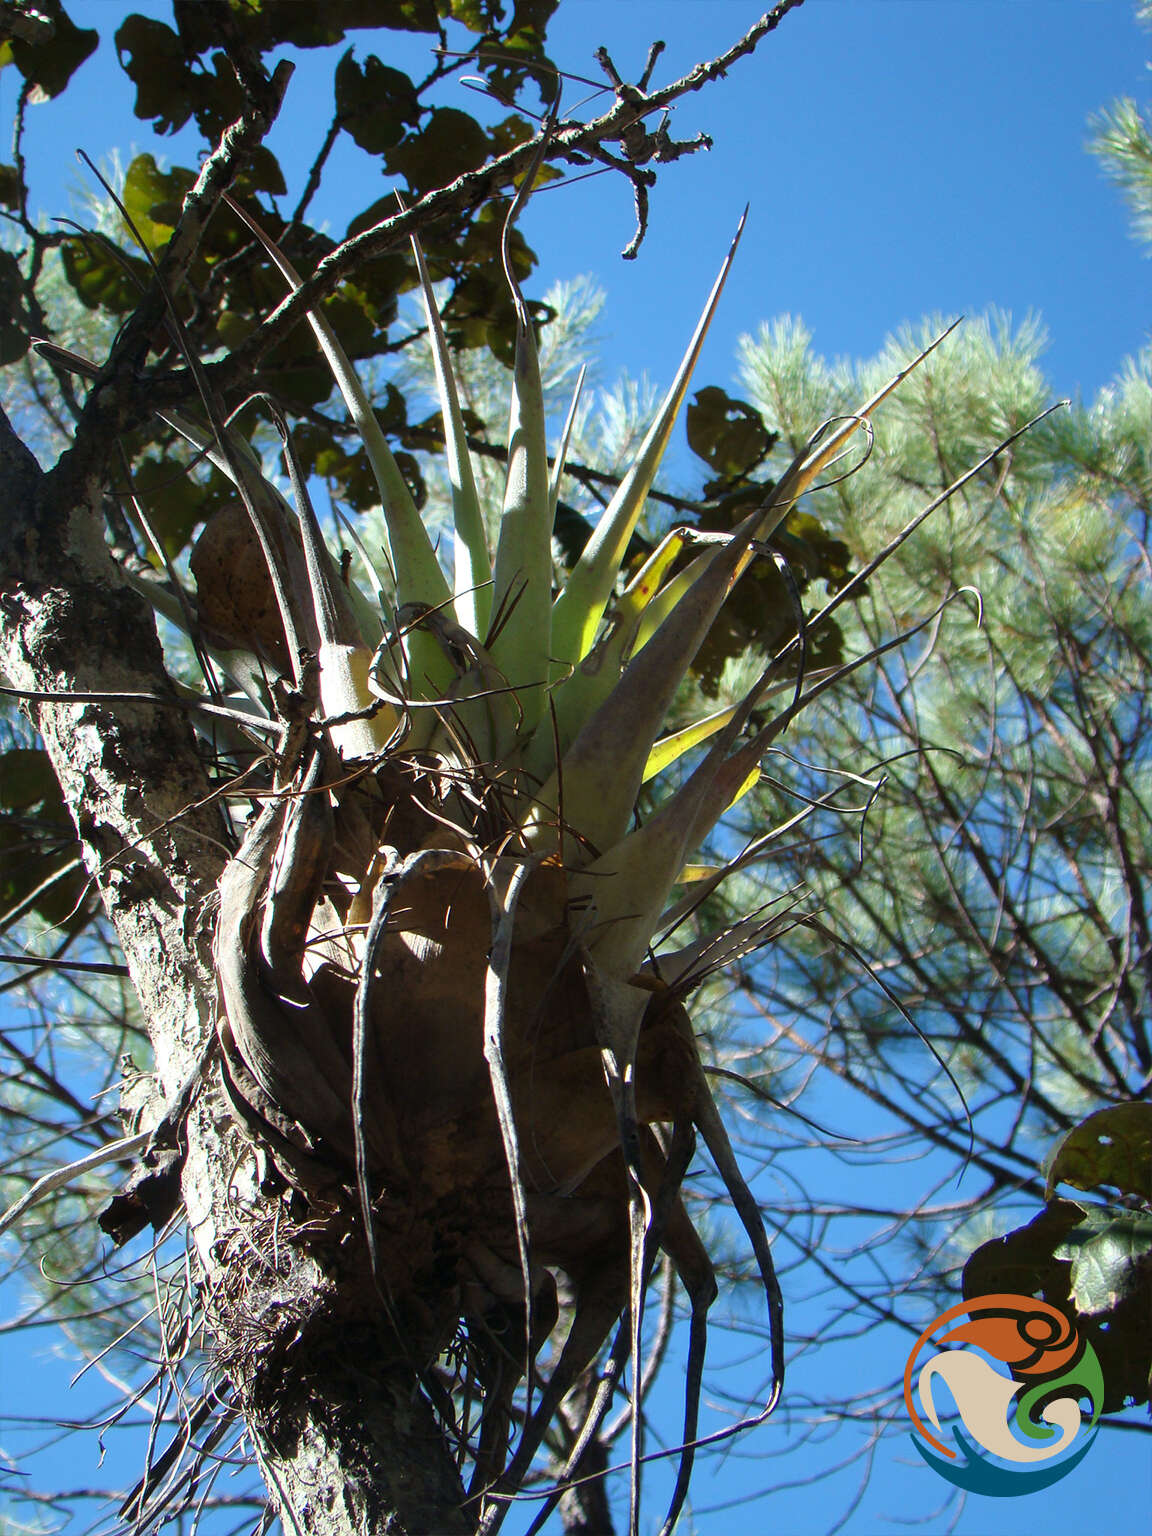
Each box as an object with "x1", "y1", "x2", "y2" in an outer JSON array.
[
  {"x1": 12, "y1": 1, "x2": 1150, "y2": 403},
  {"x1": 525, "y1": 0, "x2": 1150, "y2": 407},
  {"x1": 2, "y1": 3, "x2": 1151, "y2": 1534}
]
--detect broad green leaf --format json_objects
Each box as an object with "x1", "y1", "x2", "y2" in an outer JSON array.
[
  {"x1": 293, "y1": 424, "x2": 384, "y2": 514},
  {"x1": 187, "y1": 50, "x2": 246, "y2": 142},
  {"x1": 1055, "y1": 1204, "x2": 1152, "y2": 1316},
  {"x1": 964, "y1": 1198, "x2": 1087, "y2": 1308},
  {"x1": 129, "y1": 453, "x2": 232, "y2": 557},
  {"x1": 0, "y1": 163, "x2": 20, "y2": 210},
  {"x1": 172, "y1": 0, "x2": 430, "y2": 52},
  {"x1": 0, "y1": 822, "x2": 87, "y2": 932},
  {"x1": 9, "y1": 0, "x2": 96, "y2": 101},
  {"x1": 0, "y1": 748, "x2": 61, "y2": 812},
  {"x1": 1047, "y1": 1103, "x2": 1152, "y2": 1204},
  {"x1": 114, "y1": 15, "x2": 195, "y2": 134},
  {"x1": 429, "y1": 205, "x2": 542, "y2": 360},
  {"x1": 0, "y1": 748, "x2": 88, "y2": 933},
  {"x1": 60, "y1": 236, "x2": 146, "y2": 315},
  {"x1": 234, "y1": 145, "x2": 287, "y2": 198},
  {"x1": 686, "y1": 385, "x2": 775, "y2": 495},
  {"x1": 476, "y1": 19, "x2": 561, "y2": 107},
  {"x1": 122, "y1": 154, "x2": 195, "y2": 254},
  {"x1": 334, "y1": 51, "x2": 420, "y2": 154},
  {"x1": 385, "y1": 107, "x2": 492, "y2": 196},
  {"x1": 0, "y1": 251, "x2": 31, "y2": 362},
  {"x1": 450, "y1": 0, "x2": 504, "y2": 31}
]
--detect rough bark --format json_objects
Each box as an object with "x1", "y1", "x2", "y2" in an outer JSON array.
[{"x1": 0, "y1": 404, "x2": 476, "y2": 1535}]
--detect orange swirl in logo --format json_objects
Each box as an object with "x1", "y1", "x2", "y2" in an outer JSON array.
[{"x1": 903, "y1": 1294, "x2": 1079, "y2": 1458}]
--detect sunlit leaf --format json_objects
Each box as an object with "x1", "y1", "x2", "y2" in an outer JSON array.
[
  {"x1": 1056, "y1": 1205, "x2": 1152, "y2": 1315},
  {"x1": 122, "y1": 153, "x2": 195, "y2": 253}
]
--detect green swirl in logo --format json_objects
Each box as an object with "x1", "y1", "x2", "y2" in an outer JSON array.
[
  {"x1": 903, "y1": 1293, "x2": 1103, "y2": 1496},
  {"x1": 1014, "y1": 1347, "x2": 1104, "y2": 1445}
]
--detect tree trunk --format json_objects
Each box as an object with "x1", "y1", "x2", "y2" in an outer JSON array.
[
  {"x1": 210, "y1": 1225, "x2": 473, "y2": 1535},
  {"x1": 0, "y1": 405, "x2": 475, "y2": 1535}
]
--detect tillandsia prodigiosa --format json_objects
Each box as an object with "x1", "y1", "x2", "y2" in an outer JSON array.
[{"x1": 33, "y1": 140, "x2": 1055, "y2": 1535}]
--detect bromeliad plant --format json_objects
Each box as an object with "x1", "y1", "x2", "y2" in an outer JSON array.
[{"x1": 40, "y1": 164, "x2": 1040, "y2": 1534}]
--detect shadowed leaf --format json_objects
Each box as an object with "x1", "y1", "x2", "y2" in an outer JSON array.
[
  {"x1": 335, "y1": 50, "x2": 421, "y2": 154},
  {"x1": 1047, "y1": 1103, "x2": 1152, "y2": 1205},
  {"x1": 9, "y1": 0, "x2": 96, "y2": 101}
]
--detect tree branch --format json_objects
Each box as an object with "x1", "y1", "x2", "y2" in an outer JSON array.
[{"x1": 132, "y1": 2, "x2": 806, "y2": 419}]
